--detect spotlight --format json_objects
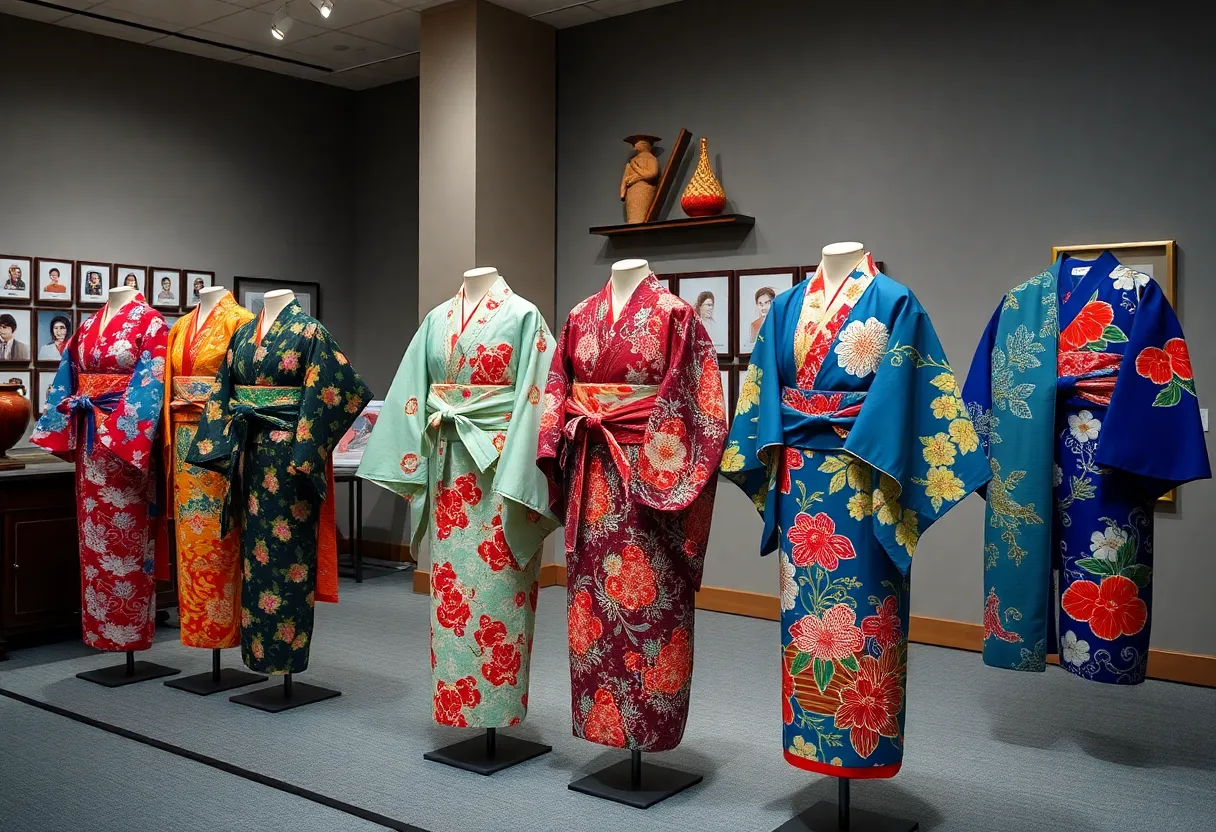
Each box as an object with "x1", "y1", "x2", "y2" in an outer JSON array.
[
  {"x1": 310, "y1": 0, "x2": 334, "y2": 19},
  {"x1": 271, "y1": 5, "x2": 294, "y2": 40}
]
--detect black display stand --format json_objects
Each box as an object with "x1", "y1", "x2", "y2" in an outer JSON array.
[
  {"x1": 76, "y1": 650, "x2": 180, "y2": 688},
  {"x1": 164, "y1": 649, "x2": 267, "y2": 696},
  {"x1": 229, "y1": 673, "x2": 340, "y2": 713},
  {"x1": 568, "y1": 750, "x2": 702, "y2": 809},
  {"x1": 424, "y1": 727, "x2": 551, "y2": 775},
  {"x1": 775, "y1": 779, "x2": 918, "y2": 832}
]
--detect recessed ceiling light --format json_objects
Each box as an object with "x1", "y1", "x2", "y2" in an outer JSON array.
[
  {"x1": 271, "y1": 6, "x2": 294, "y2": 40},
  {"x1": 311, "y1": 0, "x2": 335, "y2": 19}
]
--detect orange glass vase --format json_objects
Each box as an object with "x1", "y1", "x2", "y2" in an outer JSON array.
[{"x1": 680, "y1": 137, "x2": 727, "y2": 217}]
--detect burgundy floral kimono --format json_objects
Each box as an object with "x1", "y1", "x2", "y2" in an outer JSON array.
[{"x1": 539, "y1": 275, "x2": 727, "y2": 752}]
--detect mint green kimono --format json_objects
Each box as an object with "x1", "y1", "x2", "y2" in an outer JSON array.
[{"x1": 358, "y1": 277, "x2": 558, "y2": 728}]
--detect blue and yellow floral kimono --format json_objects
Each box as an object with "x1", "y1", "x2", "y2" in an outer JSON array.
[
  {"x1": 721, "y1": 254, "x2": 989, "y2": 779},
  {"x1": 962, "y1": 251, "x2": 1209, "y2": 685}
]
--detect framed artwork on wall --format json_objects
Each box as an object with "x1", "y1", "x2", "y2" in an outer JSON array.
[
  {"x1": 0, "y1": 308, "x2": 32, "y2": 364},
  {"x1": 35, "y1": 258, "x2": 74, "y2": 304},
  {"x1": 151, "y1": 268, "x2": 183, "y2": 310},
  {"x1": 719, "y1": 365, "x2": 738, "y2": 422},
  {"x1": 736, "y1": 267, "x2": 799, "y2": 358},
  {"x1": 163, "y1": 313, "x2": 182, "y2": 329},
  {"x1": 678, "y1": 270, "x2": 733, "y2": 358},
  {"x1": 0, "y1": 255, "x2": 32, "y2": 302},
  {"x1": 184, "y1": 270, "x2": 215, "y2": 308},
  {"x1": 35, "y1": 309, "x2": 74, "y2": 365},
  {"x1": 114, "y1": 265, "x2": 148, "y2": 296},
  {"x1": 235, "y1": 276, "x2": 321, "y2": 320},
  {"x1": 77, "y1": 262, "x2": 111, "y2": 305},
  {"x1": 77, "y1": 308, "x2": 96, "y2": 331}
]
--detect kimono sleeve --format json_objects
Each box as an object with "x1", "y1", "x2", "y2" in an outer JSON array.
[
  {"x1": 29, "y1": 333, "x2": 80, "y2": 459},
  {"x1": 97, "y1": 312, "x2": 167, "y2": 471},
  {"x1": 1096, "y1": 280, "x2": 1211, "y2": 496},
  {"x1": 961, "y1": 301, "x2": 1005, "y2": 480},
  {"x1": 845, "y1": 298, "x2": 992, "y2": 576},
  {"x1": 292, "y1": 326, "x2": 372, "y2": 503},
  {"x1": 536, "y1": 316, "x2": 573, "y2": 517},
  {"x1": 633, "y1": 305, "x2": 728, "y2": 511},
  {"x1": 493, "y1": 306, "x2": 560, "y2": 563}
]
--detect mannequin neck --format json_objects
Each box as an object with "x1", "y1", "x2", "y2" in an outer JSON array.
[
  {"x1": 820, "y1": 243, "x2": 865, "y2": 297},
  {"x1": 103, "y1": 286, "x2": 136, "y2": 325},
  {"x1": 462, "y1": 267, "x2": 499, "y2": 309},
  {"x1": 196, "y1": 286, "x2": 227, "y2": 320},
  {"x1": 610, "y1": 259, "x2": 651, "y2": 322},
  {"x1": 260, "y1": 290, "x2": 295, "y2": 338}
]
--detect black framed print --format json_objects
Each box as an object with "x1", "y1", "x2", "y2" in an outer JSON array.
[
  {"x1": 184, "y1": 270, "x2": 215, "y2": 308},
  {"x1": 35, "y1": 308, "x2": 73, "y2": 365},
  {"x1": 114, "y1": 265, "x2": 148, "y2": 296},
  {"x1": 0, "y1": 308, "x2": 32, "y2": 364},
  {"x1": 235, "y1": 277, "x2": 321, "y2": 321},
  {"x1": 0, "y1": 255, "x2": 32, "y2": 303},
  {"x1": 151, "y1": 268, "x2": 183, "y2": 310},
  {"x1": 35, "y1": 257, "x2": 74, "y2": 305},
  {"x1": 736, "y1": 267, "x2": 799, "y2": 358},
  {"x1": 677, "y1": 270, "x2": 734, "y2": 359},
  {"x1": 78, "y1": 262, "x2": 111, "y2": 306},
  {"x1": 33, "y1": 369, "x2": 53, "y2": 417}
]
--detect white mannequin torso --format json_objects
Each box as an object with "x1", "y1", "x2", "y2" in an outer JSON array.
[
  {"x1": 820, "y1": 241, "x2": 866, "y2": 299},
  {"x1": 462, "y1": 267, "x2": 499, "y2": 312},
  {"x1": 259, "y1": 289, "x2": 295, "y2": 339},
  {"x1": 609, "y1": 259, "x2": 651, "y2": 323},
  {"x1": 101, "y1": 286, "x2": 136, "y2": 327},
  {"x1": 195, "y1": 285, "x2": 227, "y2": 322}
]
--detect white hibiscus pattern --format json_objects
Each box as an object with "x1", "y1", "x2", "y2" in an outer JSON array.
[
  {"x1": 1110, "y1": 266, "x2": 1150, "y2": 292},
  {"x1": 834, "y1": 317, "x2": 890, "y2": 377},
  {"x1": 1067, "y1": 410, "x2": 1100, "y2": 443}
]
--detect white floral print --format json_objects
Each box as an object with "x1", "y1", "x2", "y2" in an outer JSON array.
[
  {"x1": 101, "y1": 621, "x2": 142, "y2": 646},
  {"x1": 1110, "y1": 266, "x2": 1150, "y2": 292},
  {"x1": 1067, "y1": 410, "x2": 1100, "y2": 443},
  {"x1": 834, "y1": 317, "x2": 889, "y2": 377},
  {"x1": 779, "y1": 551, "x2": 797, "y2": 612},
  {"x1": 98, "y1": 553, "x2": 142, "y2": 576},
  {"x1": 98, "y1": 486, "x2": 139, "y2": 508},
  {"x1": 1089, "y1": 525, "x2": 1128, "y2": 562},
  {"x1": 1060, "y1": 630, "x2": 1090, "y2": 666}
]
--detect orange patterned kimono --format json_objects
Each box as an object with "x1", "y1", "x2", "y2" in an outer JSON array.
[{"x1": 164, "y1": 293, "x2": 255, "y2": 648}]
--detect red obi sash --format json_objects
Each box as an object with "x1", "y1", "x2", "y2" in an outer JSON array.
[{"x1": 1058, "y1": 351, "x2": 1120, "y2": 406}]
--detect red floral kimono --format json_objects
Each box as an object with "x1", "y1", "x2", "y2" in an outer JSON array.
[{"x1": 539, "y1": 275, "x2": 727, "y2": 752}]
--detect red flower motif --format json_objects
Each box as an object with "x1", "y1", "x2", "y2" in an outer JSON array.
[
  {"x1": 477, "y1": 514, "x2": 516, "y2": 571},
  {"x1": 696, "y1": 358, "x2": 725, "y2": 421},
  {"x1": 404, "y1": 397, "x2": 418, "y2": 415},
  {"x1": 474, "y1": 614, "x2": 507, "y2": 651},
  {"x1": 1060, "y1": 575, "x2": 1147, "y2": 641},
  {"x1": 568, "y1": 589, "x2": 603, "y2": 656},
  {"x1": 782, "y1": 389, "x2": 843, "y2": 417},
  {"x1": 643, "y1": 627, "x2": 692, "y2": 694},
  {"x1": 779, "y1": 447, "x2": 804, "y2": 494},
  {"x1": 787, "y1": 512, "x2": 857, "y2": 571},
  {"x1": 638, "y1": 418, "x2": 690, "y2": 492},
  {"x1": 469, "y1": 343, "x2": 513, "y2": 384},
  {"x1": 788, "y1": 604, "x2": 864, "y2": 662},
  {"x1": 1135, "y1": 346, "x2": 1173, "y2": 385},
  {"x1": 624, "y1": 651, "x2": 643, "y2": 672},
  {"x1": 605, "y1": 545, "x2": 658, "y2": 610},
  {"x1": 782, "y1": 662, "x2": 795, "y2": 725},
  {"x1": 433, "y1": 562, "x2": 472, "y2": 636},
  {"x1": 834, "y1": 654, "x2": 902, "y2": 759},
  {"x1": 514, "y1": 591, "x2": 526, "y2": 607},
  {"x1": 1164, "y1": 338, "x2": 1192, "y2": 380},
  {"x1": 482, "y1": 641, "x2": 522, "y2": 687},
  {"x1": 861, "y1": 596, "x2": 902, "y2": 650},
  {"x1": 400, "y1": 453, "x2": 419, "y2": 475},
  {"x1": 583, "y1": 456, "x2": 612, "y2": 526},
  {"x1": 1060, "y1": 301, "x2": 1114, "y2": 351},
  {"x1": 434, "y1": 473, "x2": 482, "y2": 540},
  {"x1": 583, "y1": 688, "x2": 626, "y2": 747},
  {"x1": 434, "y1": 676, "x2": 481, "y2": 727}
]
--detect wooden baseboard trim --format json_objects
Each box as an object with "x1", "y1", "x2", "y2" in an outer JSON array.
[{"x1": 409, "y1": 569, "x2": 1215, "y2": 687}]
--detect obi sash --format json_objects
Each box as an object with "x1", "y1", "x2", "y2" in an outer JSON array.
[
  {"x1": 423, "y1": 383, "x2": 513, "y2": 473},
  {"x1": 1058, "y1": 352, "x2": 1119, "y2": 407},
  {"x1": 780, "y1": 388, "x2": 866, "y2": 450},
  {"x1": 559, "y1": 383, "x2": 659, "y2": 555},
  {"x1": 61, "y1": 372, "x2": 128, "y2": 454},
  {"x1": 170, "y1": 376, "x2": 221, "y2": 423}
]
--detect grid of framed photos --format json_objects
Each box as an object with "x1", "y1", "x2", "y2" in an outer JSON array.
[{"x1": 0, "y1": 252, "x2": 214, "y2": 417}]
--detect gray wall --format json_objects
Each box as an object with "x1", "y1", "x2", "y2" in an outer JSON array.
[{"x1": 556, "y1": 0, "x2": 1216, "y2": 656}]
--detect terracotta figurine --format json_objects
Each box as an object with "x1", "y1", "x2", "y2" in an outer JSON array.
[{"x1": 621, "y1": 133, "x2": 661, "y2": 223}]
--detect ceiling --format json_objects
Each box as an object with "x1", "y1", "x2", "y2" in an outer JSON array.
[{"x1": 0, "y1": 0, "x2": 682, "y2": 89}]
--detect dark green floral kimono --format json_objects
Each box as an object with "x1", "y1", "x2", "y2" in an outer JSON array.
[{"x1": 187, "y1": 300, "x2": 371, "y2": 675}]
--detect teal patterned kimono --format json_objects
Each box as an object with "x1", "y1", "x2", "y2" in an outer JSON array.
[
  {"x1": 187, "y1": 300, "x2": 371, "y2": 675},
  {"x1": 358, "y1": 277, "x2": 558, "y2": 729}
]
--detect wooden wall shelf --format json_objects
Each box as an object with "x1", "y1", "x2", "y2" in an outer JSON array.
[{"x1": 590, "y1": 214, "x2": 755, "y2": 237}]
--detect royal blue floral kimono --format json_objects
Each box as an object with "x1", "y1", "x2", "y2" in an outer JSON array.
[
  {"x1": 721, "y1": 254, "x2": 989, "y2": 778},
  {"x1": 963, "y1": 251, "x2": 1209, "y2": 685}
]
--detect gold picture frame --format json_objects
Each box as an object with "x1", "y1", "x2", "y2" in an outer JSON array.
[{"x1": 1051, "y1": 240, "x2": 1179, "y2": 504}]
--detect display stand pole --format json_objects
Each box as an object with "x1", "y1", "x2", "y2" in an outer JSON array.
[
  {"x1": 165, "y1": 648, "x2": 267, "y2": 696},
  {"x1": 568, "y1": 749, "x2": 702, "y2": 809},
  {"x1": 77, "y1": 649, "x2": 180, "y2": 688},
  {"x1": 772, "y1": 777, "x2": 919, "y2": 832},
  {"x1": 229, "y1": 671, "x2": 341, "y2": 713},
  {"x1": 424, "y1": 726, "x2": 551, "y2": 775}
]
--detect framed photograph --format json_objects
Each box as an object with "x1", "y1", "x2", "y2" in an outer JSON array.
[
  {"x1": 678, "y1": 271, "x2": 733, "y2": 358},
  {"x1": 77, "y1": 262, "x2": 111, "y2": 306},
  {"x1": 162, "y1": 313, "x2": 182, "y2": 330},
  {"x1": 35, "y1": 309, "x2": 74, "y2": 365},
  {"x1": 235, "y1": 277, "x2": 321, "y2": 321},
  {"x1": 0, "y1": 255, "x2": 33, "y2": 302},
  {"x1": 736, "y1": 267, "x2": 799, "y2": 357},
  {"x1": 35, "y1": 258, "x2": 74, "y2": 304},
  {"x1": 184, "y1": 270, "x2": 215, "y2": 308},
  {"x1": 114, "y1": 265, "x2": 147, "y2": 296},
  {"x1": 150, "y1": 268, "x2": 183, "y2": 309},
  {"x1": 719, "y1": 365, "x2": 737, "y2": 422},
  {"x1": 32, "y1": 369, "x2": 52, "y2": 416},
  {"x1": 333, "y1": 400, "x2": 384, "y2": 469},
  {"x1": 77, "y1": 308, "x2": 97, "y2": 331},
  {"x1": 0, "y1": 308, "x2": 33, "y2": 364}
]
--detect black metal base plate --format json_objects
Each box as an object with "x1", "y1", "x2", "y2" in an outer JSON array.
[
  {"x1": 164, "y1": 668, "x2": 268, "y2": 696},
  {"x1": 229, "y1": 682, "x2": 341, "y2": 713},
  {"x1": 568, "y1": 759, "x2": 703, "y2": 809},
  {"x1": 76, "y1": 661, "x2": 181, "y2": 688},
  {"x1": 775, "y1": 800, "x2": 919, "y2": 832},
  {"x1": 423, "y1": 733, "x2": 552, "y2": 775}
]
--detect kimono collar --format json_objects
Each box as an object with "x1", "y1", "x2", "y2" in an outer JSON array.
[
  {"x1": 444, "y1": 275, "x2": 512, "y2": 375},
  {"x1": 189, "y1": 291, "x2": 236, "y2": 341},
  {"x1": 600, "y1": 273, "x2": 659, "y2": 333},
  {"x1": 254, "y1": 298, "x2": 303, "y2": 346},
  {"x1": 795, "y1": 254, "x2": 878, "y2": 352},
  {"x1": 95, "y1": 292, "x2": 148, "y2": 334},
  {"x1": 1056, "y1": 249, "x2": 1120, "y2": 325}
]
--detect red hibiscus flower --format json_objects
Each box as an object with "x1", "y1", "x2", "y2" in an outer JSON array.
[
  {"x1": 787, "y1": 511, "x2": 857, "y2": 570},
  {"x1": 834, "y1": 654, "x2": 902, "y2": 759},
  {"x1": 482, "y1": 641, "x2": 522, "y2": 687},
  {"x1": 584, "y1": 457, "x2": 613, "y2": 526},
  {"x1": 434, "y1": 676, "x2": 481, "y2": 727},
  {"x1": 1135, "y1": 346, "x2": 1173, "y2": 385},
  {"x1": 469, "y1": 343, "x2": 513, "y2": 384},
  {"x1": 474, "y1": 614, "x2": 507, "y2": 651},
  {"x1": 779, "y1": 447, "x2": 805, "y2": 494},
  {"x1": 568, "y1": 589, "x2": 603, "y2": 656},
  {"x1": 1060, "y1": 301, "x2": 1114, "y2": 351},
  {"x1": 1060, "y1": 575, "x2": 1147, "y2": 641},
  {"x1": 861, "y1": 596, "x2": 902, "y2": 650},
  {"x1": 477, "y1": 514, "x2": 516, "y2": 571},
  {"x1": 782, "y1": 663, "x2": 795, "y2": 725},
  {"x1": 788, "y1": 604, "x2": 864, "y2": 662},
  {"x1": 605, "y1": 545, "x2": 658, "y2": 610},
  {"x1": 1164, "y1": 337, "x2": 1192, "y2": 379},
  {"x1": 643, "y1": 627, "x2": 692, "y2": 694},
  {"x1": 583, "y1": 688, "x2": 626, "y2": 748}
]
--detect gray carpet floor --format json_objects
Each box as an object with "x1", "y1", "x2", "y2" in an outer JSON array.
[{"x1": 1, "y1": 572, "x2": 1214, "y2": 832}]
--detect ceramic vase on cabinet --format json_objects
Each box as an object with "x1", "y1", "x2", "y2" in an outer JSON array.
[
  {"x1": 0, "y1": 381, "x2": 30, "y2": 470},
  {"x1": 680, "y1": 137, "x2": 727, "y2": 217}
]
